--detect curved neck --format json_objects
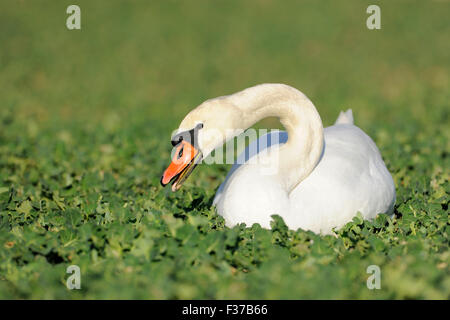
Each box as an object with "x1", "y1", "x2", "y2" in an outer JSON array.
[{"x1": 226, "y1": 84, "x2": 324, "y2": 192}]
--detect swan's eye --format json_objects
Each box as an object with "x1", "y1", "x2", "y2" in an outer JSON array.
[
  {"x1": 177, "y1": 147, "x2": 184, "y2": 159},
  {"x1": 171, "y1": 136, "x2": 183, "y2": 146}
]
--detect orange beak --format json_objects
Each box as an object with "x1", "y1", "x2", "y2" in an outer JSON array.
[{"x1": 161, "y1": 140, "x2": 202, "y2": 191}]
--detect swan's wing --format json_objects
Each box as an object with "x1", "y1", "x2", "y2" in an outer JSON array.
[
  {"x1": 213, "y1": 130, "x2": 288, "y2": 205},
  {"x1": 289, "y1": 124, "x2": 396, "y2": 232}
]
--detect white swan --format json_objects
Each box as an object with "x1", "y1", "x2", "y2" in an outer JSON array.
[{"x1": 161, "y1": 84, "x2": 396, "y2": 234}]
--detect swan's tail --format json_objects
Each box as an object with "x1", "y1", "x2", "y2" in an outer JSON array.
[{"x1": 335, "y1": 109, "x2": 354, "y2": 125}]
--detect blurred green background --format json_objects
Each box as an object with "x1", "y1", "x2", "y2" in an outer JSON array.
[
  {"x1": 0, "y1": 0, "x2": 448, "y2": 299},
  {"x1": 2, "y1": 0, "x2": 448, "y2": 130}
]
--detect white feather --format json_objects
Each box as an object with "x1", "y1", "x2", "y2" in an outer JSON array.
[{"x1": 176, "y1": 84, "x2": 396, "y2": 234}]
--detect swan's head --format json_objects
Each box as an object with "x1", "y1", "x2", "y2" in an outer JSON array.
[{"x1": 161, "y1": 99, "x2": 243, "y2": 191}]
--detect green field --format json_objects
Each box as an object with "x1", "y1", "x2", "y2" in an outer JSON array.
[{"x1": 0, "y1": 0, "x2": 448, "y2": 299}]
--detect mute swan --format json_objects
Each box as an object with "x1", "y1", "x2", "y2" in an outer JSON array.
[{"x1": 161, "y1": 84, "x2": 396, "y2": 234}]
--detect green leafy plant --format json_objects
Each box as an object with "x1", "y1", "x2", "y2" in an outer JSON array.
[{"x1": 0, "y1": 0, "x2": 448, "y2": 299}]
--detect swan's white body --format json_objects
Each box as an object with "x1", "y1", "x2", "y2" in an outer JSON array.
[
  {"x1": 173, "y1": 84, "x2": 396, "y2": 234},
  {"x1": 213, "y1": 116, "x2": 396, "y2": 234}
]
